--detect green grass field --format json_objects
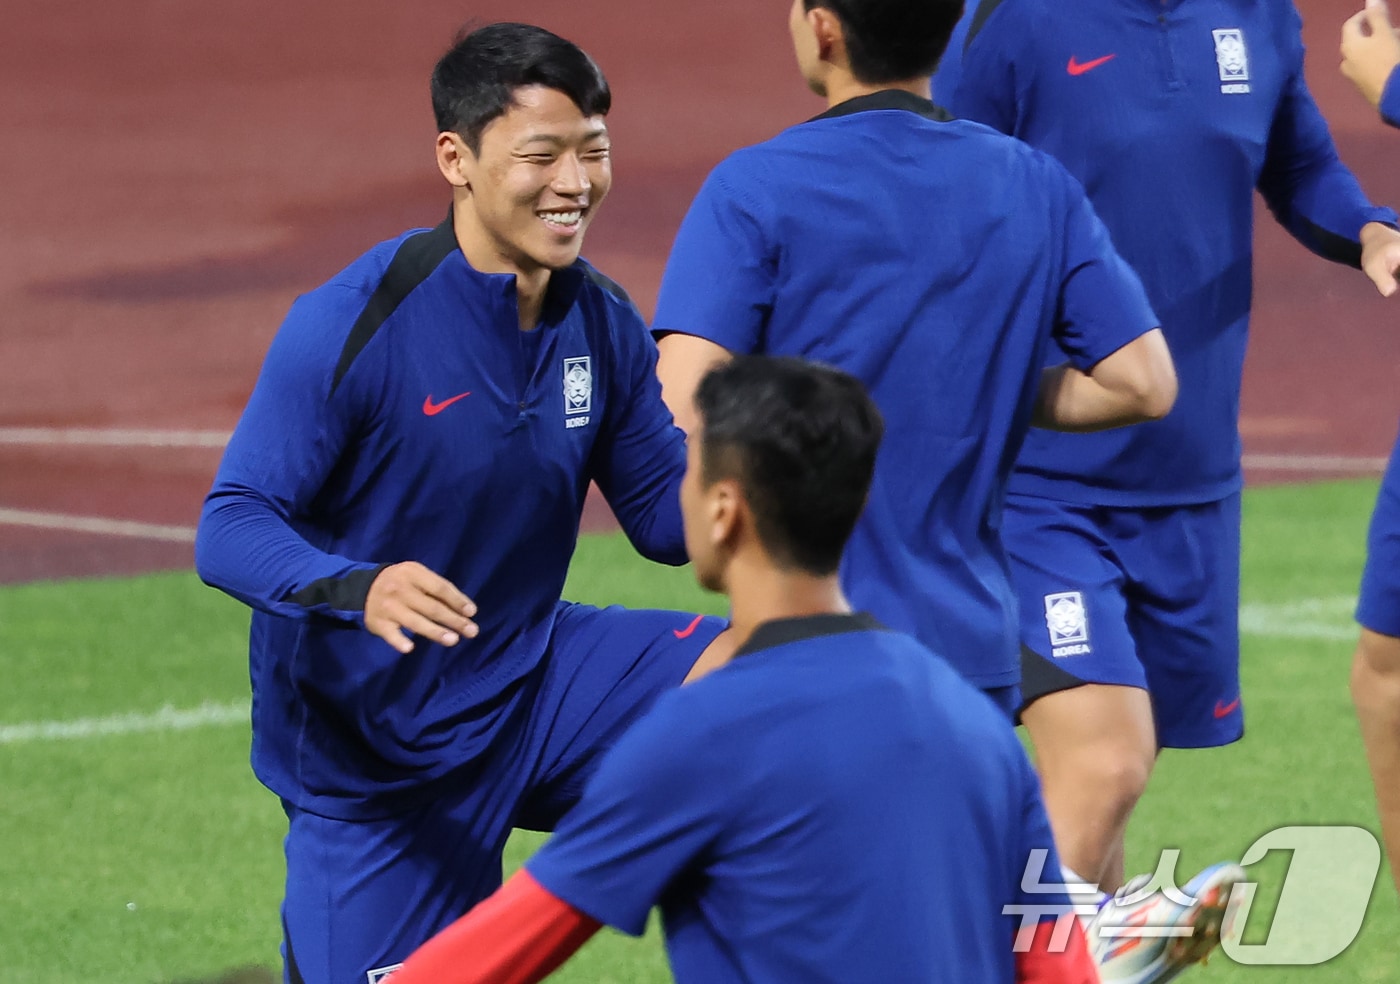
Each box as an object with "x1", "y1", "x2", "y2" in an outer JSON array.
[{"x1": 1, "y1": 479, "x2": 1396, "y2": 983}]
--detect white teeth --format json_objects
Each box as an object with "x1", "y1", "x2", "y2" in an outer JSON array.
[{"x1": 541, "y1": 211, "x2": 582, "y2": 227}]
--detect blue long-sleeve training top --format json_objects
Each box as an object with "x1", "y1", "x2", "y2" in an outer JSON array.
[
  {"x1": 196, "y1": 213, "x2": 688, "y2": 818},
  {"x1": 936, "y1": 0, "x2": 1398, "y2": 506}
]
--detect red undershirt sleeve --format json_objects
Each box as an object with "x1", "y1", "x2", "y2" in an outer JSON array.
[
  {"x1": 390, "y1": 870, "x2": 602, "y2": 984},
  {"x1": 1015, "y1": 917, "x2": 1100, "y2": 984}
]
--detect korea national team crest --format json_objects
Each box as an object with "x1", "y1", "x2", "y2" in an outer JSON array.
[
  {"x1": 1044, "y1": 591, "x2": 1091, "y2": 657},
  {"x1": 563, "y1": 356, "x2": 592, "y2": 429},
  {"x1": 1212, "y1": 28, "x2": 1250, "y2": 94}
]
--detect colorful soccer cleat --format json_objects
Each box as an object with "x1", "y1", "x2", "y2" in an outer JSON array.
[{"x1": 1087, "y1": 861, "x2": 1247, "y2": 984}]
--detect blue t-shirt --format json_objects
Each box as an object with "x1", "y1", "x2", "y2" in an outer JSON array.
[
  {"x1": 528, "y1": 613, "x2": 1073, "y2": 984},
  {"x1": 652, "y1": 91, "x2": 1157, "y2": 688},
  {"x1": 195, "y1": 214, "x2": 688, "y2": 819},
  {"x1": 936, "y1": 0, "x2": 1398, "y2": 505},
  {"x1": 1384, "y1": 69, "x2": 1400, "y2": 130}
]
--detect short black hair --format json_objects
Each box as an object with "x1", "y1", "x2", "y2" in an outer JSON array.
[
  {"x1": 802, "y1": 0, "x2": 964, "y2": 83},
  {"x1": 431, "y1": 22, "x2": 612, "y2": 151},
  {"x1": 694, "y1": 355, "x2": 884, "y2": 576}
]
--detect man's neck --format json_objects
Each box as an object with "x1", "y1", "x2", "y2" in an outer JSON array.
[
  {"x1": 451, "y1": 199, "x2": 551, "y2": 331},
  {"x1": 823, "y1": 74, "x2": 933, "y2": 109},
  {"x1": 723, "y1": 556, "x2": 852, "y2": 651}
]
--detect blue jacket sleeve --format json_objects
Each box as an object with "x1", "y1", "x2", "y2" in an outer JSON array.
[
  {"x1": 1383, "y1": 69, "x2": 1400, "y2": 130},
  {"x1": 1053, "y1": 169, "x2": 1160, "y2": 369},
  {"x1": 589, "y1": 300, "x2": 689, "y2": 566},
  {"x1": 1256, "y1": 17, "x2": 1398, "y2": 267},
  {"x1": 652, "y1": 163, "x2": 774, "y2": 354},
  {"x1": 526, "y1": 693, "x2": 722, "y2": 935},
  {"x1": 195, "y1": 290, "x2": 384, "y2": 622}
]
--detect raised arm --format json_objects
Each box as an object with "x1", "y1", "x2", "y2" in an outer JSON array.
[
  {"x1": 1258, "y1": 7, "x2": 1400, "y2": 294},
  {"x1": 1341, "y1": 0, "x2": 1400, "y2": 128}
]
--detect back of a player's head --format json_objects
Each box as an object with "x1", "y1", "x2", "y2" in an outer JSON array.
[
  {"x1": 431, "y1": 23, "x2": 612, "y2": 151},
  {"x1": 694, "y1": 356, "x2": 884, "y2": 576},
  {"x1": 802, "y1": 0, "x2": 964, "y2": 83}
]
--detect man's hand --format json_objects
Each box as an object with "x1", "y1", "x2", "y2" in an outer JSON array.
[
  {"x1": 1341, "y1": 0, "x2": 1400, "y2": 110},
  {"x1": 365, "y1": 561, "x2": 479, "y2": 654},
  {"x1": 1361, "y1": 221, "x2": 1400, "y2": 297}
]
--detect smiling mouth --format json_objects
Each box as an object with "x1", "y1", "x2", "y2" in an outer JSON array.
[{"x1": 539, "y1": 209, "x2": 585, "y2": 234}]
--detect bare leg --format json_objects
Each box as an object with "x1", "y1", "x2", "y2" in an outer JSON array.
[
  {"x1": 1352, "y1": 627, "x2": 1400, "y2": 895},
  {"x1": 1021, "y1": 683, "x2": 1157, "y2": 894}
]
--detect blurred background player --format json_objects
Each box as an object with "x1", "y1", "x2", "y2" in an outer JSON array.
[
  {"x1": 653, "y1": 0, "x2": 1177, "y2": 723},
  {"x1": 389, "y1": 355, "x2": 1099, "y2": 984},
  {"x1": 194, "y1": 23, "x2": 732, "y2": 984},
  {"x1": 1342, "y1": 0, "x2": 1400, "y2": 893},
  {"x1": 935, "y1": 0, "x2": 1400, "y2": 928}
]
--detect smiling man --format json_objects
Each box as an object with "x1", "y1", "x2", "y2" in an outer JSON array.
[{"x1": 195, "y1": 22, "x2": 731, "y2": 984}]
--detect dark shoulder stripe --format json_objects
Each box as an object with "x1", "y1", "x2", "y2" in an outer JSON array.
[
  {"x1": 965, "y1": 0, "x2": 1011, "y2": 53},
  {"x1": 580, "y1": 262, "x2": 634, "y2": 308},
  {"x1": 330, "y1": 218, "x2": 458, "y2": 396}
]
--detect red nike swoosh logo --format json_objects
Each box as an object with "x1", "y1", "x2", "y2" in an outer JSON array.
[
  {"x1": 673, "y1": 614, "x2": 704, "y2": 640},
  {"x1": 1067, "y1": 54, "x2": 1116, "y2": 76},
  {"x1": 1214, "y1": 697, "x2": 1241, "y2": 719},
  {"x1": 422, "y1": 392, "x2": 472, "y2": 416}
]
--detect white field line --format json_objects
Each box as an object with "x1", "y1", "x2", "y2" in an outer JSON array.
[
  {"x1": 0, "y1": 508, "x2": 197, "y2": 542},
  {"x1": 0, "y1": 427, "x2": 230, "y2": 448},
  {"x1": 0, "y1": 599, "x2": 1360, "y2": 748},
  {"x1": 0, "y1": 700, "x2": 248, "y2": 746},
  {"x1": 1239, "y1": 596, "x2": 1359, "y2": 641},
  {"x1": 1242, "y1": 453, "x2": 1388, "y2": 474}
]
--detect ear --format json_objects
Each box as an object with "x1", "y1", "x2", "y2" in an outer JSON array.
[
  {"x1": 435, "y1": 131, "x2": 473, "y2": 189},
  {"x1": 709, "y1": 479, "x2": 745, "y2": 552},
  {"x1": 808, "y1": 6, "x2": 845, "y2": 64}
]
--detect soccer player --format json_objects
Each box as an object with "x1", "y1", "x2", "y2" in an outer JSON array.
[
  {"x1": 194, "y1": 23, "x2": 733, "y2": 984},
  {"x1": 934, "y1": 0, "x2": 1400, "y2": 934},
  {"x1": 389, "y1": 355, "x2": 1099, "y2": 984},
  {"x1": 1342, "y1": 0, "x2": 1400, "y2": 893},
  {"x1": 653, "y1": 0, "x2": 1179, "y2": 723}
]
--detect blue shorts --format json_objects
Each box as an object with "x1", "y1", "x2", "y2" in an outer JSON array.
[
  {"x1": 1358, "y1": 431, "x2": 1400, "y2": 637},
  {"x1": 279, "y1": 601, "x2": 726, "y2": 984},
  {"x1": 1003, "y1": 492, "x2": 1244, "y2": 749}
]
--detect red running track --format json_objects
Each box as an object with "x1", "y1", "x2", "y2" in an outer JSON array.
[{"x1": 0, "y1": 0, "x2": 1396, "y2": 583}]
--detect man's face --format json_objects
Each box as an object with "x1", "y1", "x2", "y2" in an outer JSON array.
[
  {"x1": 681, "y1": 428, "x2": 724, "y2": 593},
  {"x1": 456, "y1": 85, "x2": 612, "y2": 276}
]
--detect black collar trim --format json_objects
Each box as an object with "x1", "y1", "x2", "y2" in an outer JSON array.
[
  {"x1": 435, "y1": 207, "x2": 591, "y2": 324},
  {"x1": 808, "y1": 89, "x2": 952, "y2": 124},
  {"x1": 734, "y1": 612, "x2": 885, "y2": 658}
]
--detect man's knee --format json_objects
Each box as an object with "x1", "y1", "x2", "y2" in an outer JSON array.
[{"x1": 1352, "y1": 630, "x2": 1400, "y2": 718}]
